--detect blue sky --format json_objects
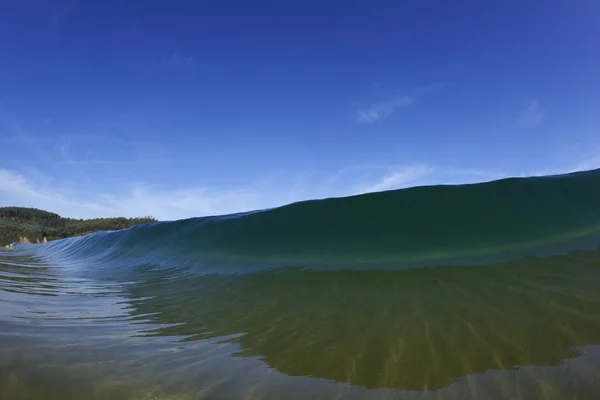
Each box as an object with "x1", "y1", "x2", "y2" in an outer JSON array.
[{"x1": 1, "y1": 0, "x2": 599, "y2": 220}]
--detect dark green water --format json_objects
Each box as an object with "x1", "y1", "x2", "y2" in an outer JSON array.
[{"x1": 3, "y1": 169, "x2": 600, "y2": 399}]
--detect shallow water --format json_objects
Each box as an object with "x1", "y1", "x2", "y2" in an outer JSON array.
[{"x1": 3, "y1": 248, "x2": 600, "y2": 399}]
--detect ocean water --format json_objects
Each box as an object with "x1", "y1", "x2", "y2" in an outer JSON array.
[{"x1": 3, "y1": 169, "x2": 600, "y2": 399}]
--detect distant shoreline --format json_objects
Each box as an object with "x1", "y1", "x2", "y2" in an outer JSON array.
[{"x1": 0, "y1": 207, "x2": 156, "y2": 247}]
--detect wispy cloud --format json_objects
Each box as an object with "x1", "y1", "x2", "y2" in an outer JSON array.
[
  {"x1": 145, "y1": 52, "x2": 196, "y2": 73},
  {"x1": 99, "y1": 184, "x2": 265, "y2": 221},
  {"x1": 514, "y1": 146, "x2": 600, "y2": 177},
  {"x1": 0, "y1": 170, "x2": 47, "y2": 200},
  {"x1": 356, "y1": 97, "x2": 413, "y2": 123},
  {"x1": 356, "y1": 164, "x2": 433, "y2": 193},
  {"x1": 0, "y1": 164, "x2": 434, "y2": 221},
  {"x1": 0, "y1": 169, "x2": 106, "y2": 217},
  {"x1": 0, "y1": 169, "x2": 261, "y2": 221},
  {"x1": 7, "y1": 156, "x2": 596, "y2": 222},
  {"x1": 520, "y1": 100, "x2": 546, "y2": 125},
  {"x1": 356, "y1": 83, "x2": 447, "y2": 124},
  {"x1": 567, "y1": 149, "x2": 600, "y2": 173}
]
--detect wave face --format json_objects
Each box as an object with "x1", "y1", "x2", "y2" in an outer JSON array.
[
  {"x1": 36, "y1": 168, "x2": 600, "y2": 271},
  {"x1": 3, "y1": 168, "x2": 600, "y2": 400}
]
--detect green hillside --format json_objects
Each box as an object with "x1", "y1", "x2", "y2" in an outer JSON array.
[{"x1": 0, "y1": 207, "x2": 157, "y2": 246}]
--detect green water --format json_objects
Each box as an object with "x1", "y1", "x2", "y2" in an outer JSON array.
[{"x1": 3, "y1": 250, "x2": 600, "y2": 399}]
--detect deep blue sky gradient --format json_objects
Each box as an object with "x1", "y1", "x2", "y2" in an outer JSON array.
[{"x1": 1, "y1": 0, "x2": 599, "y2": 219}]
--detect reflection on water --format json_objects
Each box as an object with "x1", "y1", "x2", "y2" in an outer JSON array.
[{"x1": 3, "y1": 248, "x2": 600, "y2": 399}]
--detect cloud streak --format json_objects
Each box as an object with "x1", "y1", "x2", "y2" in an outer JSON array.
[
  {"x1": 6, "y1": 155, "x2": 596, "y2": 222},
  {"x1": 521, "y1": 100, "x2": 546, "y2": 125},
  {"x1": 0, "y1": 169, "x2": 257, "y2": 220},
  {"x1": 356, "y1": 97, "x2": 413, "y2": 123},
  {"x1": 568, "y1": 151, "x2": 600, "y2": 173},
  {"x1": 356, "y1": 83, "x2": 448, "y2": 123},
  {"x1": 0, "y1": 164, "x2": 436, "y2": 221},
  {"x1": 0, "y1": 169, "x2": 107, "y2": 217},
  {"x1": 356, "y1": 164, "x2": 433, "y2": 193}
]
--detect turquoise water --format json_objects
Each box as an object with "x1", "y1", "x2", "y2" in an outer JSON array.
[{"x1": 2, "y1": 169, "x2": 600, "y2": 399}]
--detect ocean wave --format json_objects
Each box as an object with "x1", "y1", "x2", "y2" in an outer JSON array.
[{"x1": 13, "y1": 168, "x2": 600, "y2": 274}]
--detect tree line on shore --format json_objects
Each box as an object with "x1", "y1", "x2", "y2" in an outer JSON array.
[{"x1": 0, "y1": 207, "x2": 157, "y2": 246}]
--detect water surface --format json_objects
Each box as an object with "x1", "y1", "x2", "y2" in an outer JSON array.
[{"x1": 2, "y1": 169, "x2": 600, "y2": 399}]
